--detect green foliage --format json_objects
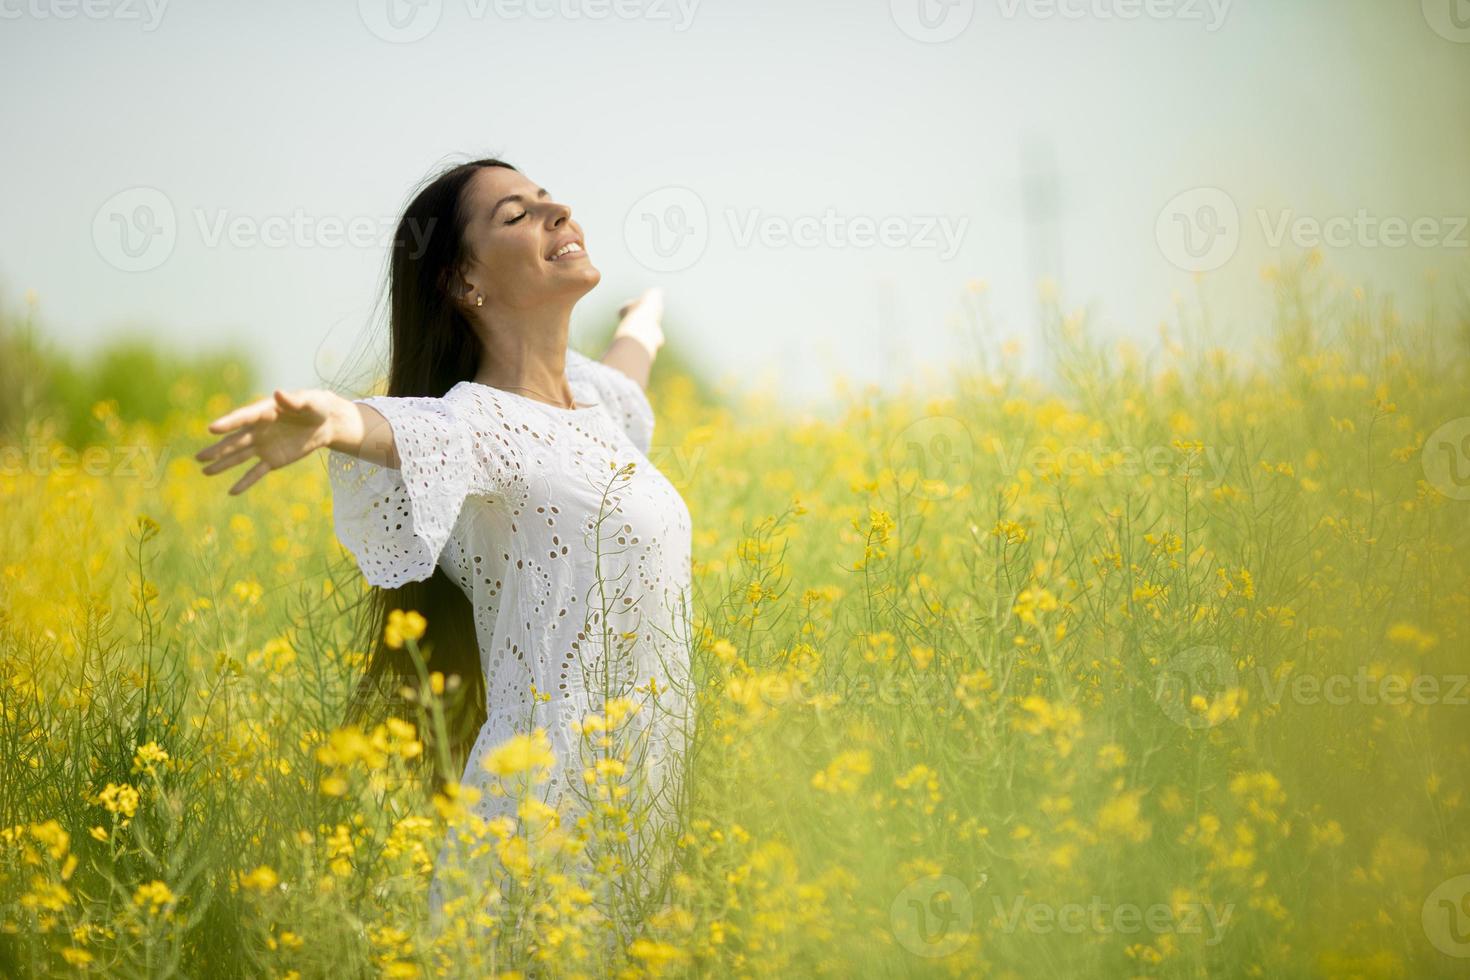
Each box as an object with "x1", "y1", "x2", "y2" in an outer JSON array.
[{"x1": 0, "y1": 300, "x2": 257, "y2": 446}]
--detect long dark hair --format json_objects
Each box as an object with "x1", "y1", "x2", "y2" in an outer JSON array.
[{"x1": 342, "y1": 158, "x2": 518, "y2": 796}]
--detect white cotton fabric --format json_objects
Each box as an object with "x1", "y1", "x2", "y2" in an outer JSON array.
[{"x1": 326, "y1": 347, "x2": 694, "y2": 923}]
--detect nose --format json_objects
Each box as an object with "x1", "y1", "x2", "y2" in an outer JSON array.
[{"x1": 545, "y1": 199, "x2": 572, "y2": 226}]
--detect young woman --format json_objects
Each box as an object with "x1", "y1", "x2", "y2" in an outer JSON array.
[{"x1": 193, "y1": 159, "x2": 695, "y2": 924}]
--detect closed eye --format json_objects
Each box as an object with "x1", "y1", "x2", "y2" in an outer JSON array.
[{"x1": 506, "y1": 211, "x2": 527, "y2": 224}]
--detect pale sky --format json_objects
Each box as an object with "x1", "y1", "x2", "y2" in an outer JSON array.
[{"x1": 2, "y1": 0, "x2": 1467, "y2": 410}]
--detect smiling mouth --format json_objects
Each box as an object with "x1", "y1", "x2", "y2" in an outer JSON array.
[{"x1": 548, "y1": 241, "x2": 586, "y2": 262}]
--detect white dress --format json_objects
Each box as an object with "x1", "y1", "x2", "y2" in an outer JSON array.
[{"x1": 325, "y1": 347, "x2": 694, "y2": 923}]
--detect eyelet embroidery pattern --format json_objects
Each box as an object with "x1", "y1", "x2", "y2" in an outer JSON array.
[{"x1": 327, "y1": 347, "x2": 694, "y2": 924}]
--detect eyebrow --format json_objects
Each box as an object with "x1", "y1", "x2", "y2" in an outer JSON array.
[{"x1": 488, "y1": 188, "x2": 549, "y2": 220}]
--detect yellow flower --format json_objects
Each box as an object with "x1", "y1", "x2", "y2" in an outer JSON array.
[
  {"x1": 98, "y1": 783, "x2": 140, "y2": 821},
  {"x1": 811, "y1": 750, "x2": 872, "y2": 795},
  {"x1": 61, "y1": 948, "x2": 93, "y2": 967},
  {"x1": 1048, "y1": 843, "x2": 1078, "y2": 870},
  {"x1": 483, "y1": 730, "x2": 556, "y2": 780},
  {"x1": 1013, "y1": 587, "x2": 1059, "y2": 626},
  {"x1": 30, "y1": 820, "x2": 70, "y2": 860},
  {"x1": 955, "y1": 668, "x2": 993, "y2": 710},
  {"x1": 132, "y1": 741, "x2": 170, "y2": 775},
  {"x1": 1098, "y1": 790, "x2": 1153, "y2": 843},
  {"x1": 1385, "y1": 622, "x2": 1437, "y2": 652},
  {"x1": 628, "y1": 938, "x2": 690, "y2": 972},
  {"x1": 604, "y1": 696, "x2": 641, "y2": 727},
  {"x1": 133, "y1": 880, "x2": 175, "y2": 913},
  {"x1": 384, "y1": 609, "x2": 427, "y2": 650},
  {"x1": 240, "y1": 865, "x2": 279, "y2": 893}
]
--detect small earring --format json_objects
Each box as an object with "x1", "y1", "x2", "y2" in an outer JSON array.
[{"x1": 475, "y1": 294, "x2": 484, "y2": 307}]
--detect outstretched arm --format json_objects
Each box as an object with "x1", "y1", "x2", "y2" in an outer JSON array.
[
  {"x1": 602, "y1": 287, "x2": 665, "y2": 389},
  {"x1": 195, "y1": 389, "x2": 398, "y2": 495},
  {"x1": 601, "y1": 336, "x2": 653, "y2": 389}
]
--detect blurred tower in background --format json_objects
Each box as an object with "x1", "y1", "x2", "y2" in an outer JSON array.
[
  {"x1": 1020, "y1": 133, "x2": 1065, "y2": 308},
  {"x1": 875, "y1": 273, "x2": 905, "y2": 389},
  {"x1": 1020, "y1": 133, "x2": 1066, "y2": 383}
]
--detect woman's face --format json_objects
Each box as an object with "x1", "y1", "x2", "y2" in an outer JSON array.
[{"x1": 456, "y1": 166, "x2": 600, "y2": 312}]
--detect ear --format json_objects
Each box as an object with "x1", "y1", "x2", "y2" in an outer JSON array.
[{"x1": 439, "y1": 266, "x2": 479, "y2": 312}]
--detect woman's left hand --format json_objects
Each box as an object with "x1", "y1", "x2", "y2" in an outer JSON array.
[{"x1": 613, "y1": 287, "x2": 665, "y2": 359}]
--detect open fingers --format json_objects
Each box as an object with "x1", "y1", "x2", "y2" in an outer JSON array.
[
  {"x1": 208, "y1": 396, "x2": 275, "y2": 434},
  {"x1": 228, "y1": 459, "x2": 272, "y2": 496},
  {"x1": 201, "y1": 444, "x2": 256, "y2": 476},
  {"x1": 195, "y1": 428, "x2": 254, "y2": 463}
]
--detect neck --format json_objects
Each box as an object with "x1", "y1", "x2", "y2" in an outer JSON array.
[{"x1": 469, "y1": 303, "x2": 578, "y2": 406}]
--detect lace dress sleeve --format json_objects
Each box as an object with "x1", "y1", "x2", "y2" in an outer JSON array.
[
  {"x1": 566, "y1": 347, "x2": 656, "y2": 454},
  {"x1": 326, "y1": 392, "x2": 519, "y2": 588}
]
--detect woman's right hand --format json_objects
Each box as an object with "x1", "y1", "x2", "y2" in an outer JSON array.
[{"x1": 195, "y1": 388, "x2": 352, "y2": 495}]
